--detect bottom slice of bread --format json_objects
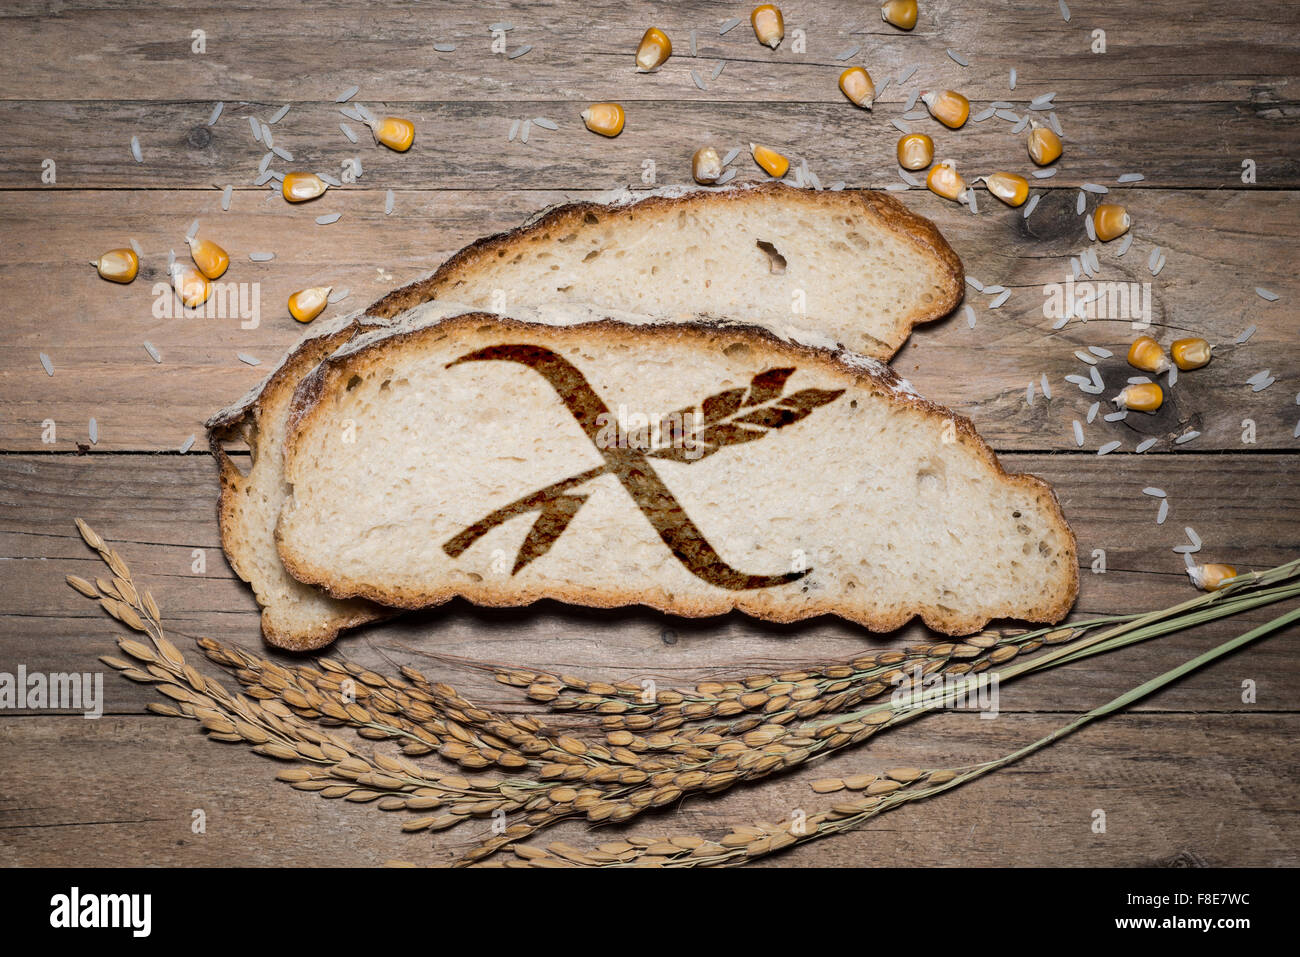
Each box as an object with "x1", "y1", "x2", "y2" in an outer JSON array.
[{"x1": 276, "y1": 312, "x2": 1078, "y2": 635}]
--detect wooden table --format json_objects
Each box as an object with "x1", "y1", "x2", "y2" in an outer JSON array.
[{"x1": 2, "y1": 0, "x2": 1297, "y2": 868}]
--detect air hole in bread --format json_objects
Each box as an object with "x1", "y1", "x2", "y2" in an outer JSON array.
[
  {"x1": 723, "y1": 342, "x2": 751, "y2": 360},
  {"x1": 583, "y1": 213, "x2": 599, "y2": 225},
  {"x1": 345, "y1": 374, "x2": 362, "y2": 392},
  {"x1": 582, "y1": 249, "x2": 600, "y2": 263},
  {"x1": 756, "y1": 240, "x2": 787, "y2": 274}
]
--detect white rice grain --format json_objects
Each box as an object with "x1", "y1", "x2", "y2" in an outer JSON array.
[
  {"x1": 712, "y1": 61, "x2": 726, "y2": 79},
  {"x1": 1009, "y1": 68, "x2": 1017, "y2": 90},
  {"x1": 716, "y1": 168, "x2": 737, "y2": 185},
  {"x1": 897, "y1": 64, "x2": 918, "y2": 84},
  {"x1": 1032, "y1": 168, "x2": 1058, "y2": 179},
  {"x1": 340, "y1": 122, "x2": 358, "y2": 143},
  {"x1": 1136, "y1": 437, "x2": 1157, "y2": 453},
  {"x1": 268, "y1": 104, "x2": 291, "y2": 124},
  {"x1": 434, "y1": 42, "x2": 457, "y2": 52},
  {"x1": 130, "y1": 136, "x2": 142, "y2": 162},
  {"x1": 336, "y1": 85, "x2": 360, "y2": 103},
  {"x1": 1175, "y1": 431, "x2": 1201, "y2": 445},
  {"x1": 1072, "y1": 420, "x2": 1084, "y2": 446},
  {"x1": 1157, "y1": 500, "x2": 1169, "y2": 524},
  {"x1": 1117, "y1": 173, "x2": 1144, "y2": 183},
  {"x1": 508, "y1": 45, "x2": 533, "y2": 59},
  {"x1": 385, "y1": 189, "x2": 395, "y2": 215},
  {"x1": 1143, "y1": 487, "x2": 1167, "y2": 497},
  {"x1": 1103, "y1": 410, "x2": 1128, "y2": 422},
  {"x1": 237, "y1": 353, "x2": 261, "y2": 366},
  {"x1": 1023, "y1": 193, "x2": 1040, "y2": 218},
  {"x1": 316, "y1": 213, "x2": 341, "y2": 225},
  {"x1": 990, "y1": 290, "x2": 1011, "y2": 309},
  {"x1": 836, "y1": 44, "x2": 861, "y2": 61},
  {"x1": 221, "y1": 184, "x2": 232, "y2": 210},
  {"x1": 39, "y1": 353, "x2": 54, "y2": 376},
  {"x1": 248, "y1": 251, "x2": 274, "y2": 262},
  {"x1": 272, "y1": 145, "x2": 293, "y2": 162},
  {"x1": 1041, "y1": 373, "x2": 1052, "y2": 398},
  {"x1": 207, "y1": 102, "x2": 224, "y2": 126},
  {"x1": 520, "y1": 119, "x2": 531, "y2": 143},
  {"x1": 964, "y1": 305, "x2": 976, "y2": 328},
  {"x1": 179, "y1": 435, "x2": 195, "y2": 454},
  {"x1": 1256, "y1": 287, "x2": 1279, "y2": 301},
  {"x1": 691, "y1": 70, "x2": 706, "y2": 91},
  {"x1": 249, "y1": 116, "x2": 262, "y2": 141},
  {"x1": 328, "y1": 288, "x2": 351, "y2": 303},
  {"x1": 143, "y1": 341, "x2": 161, "y2": 363},
  {"x1": 1098, "y1": 441, "x2": 1121, "y2": 456},
  {"x1": 891, "y1": 119, "x2": 911, "y2": 134},
  {"x1": 1116, "y1": 232, "x2": 1133, "y2": 257},
  {"x1": 88, "y1": 419, "x2": 98, "y2": 445},
  {"x1": 946, "y1": 48, "x2": 969, "y2": 66},
  {"x1": 719, "y1": 17, "x2": 741, "y2": 34},
  {"x1": 1235, "y1": 325, "x2": 1256, "y2": 344}
]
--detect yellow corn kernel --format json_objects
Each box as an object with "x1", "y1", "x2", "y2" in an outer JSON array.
[
  {"x1": 1171, "y1": 337, "x2": 1212, "y2": 371},
  {"x1": 288, "y1": 286, "x2": 332, "y2": 324},
  {"x1": 635, "y1": 27, "x2": 672, "y2": 70},
  {"x1": 1188, "y1": 563, "x2": 1238, "y2": 592},
  {"x1": 1027, "y1": 123, "x2": 1063, "y2": 165},
  {"x1": 751, "y1": 4, "x2": 784, "y2": 48},
  {"x1": 1093, "y1": 203, "x2": 1131, "y2": 242},
  {"x1": 881, "y1": 0, "x2": 918, "y2": 30},
  {"x1": 1112, "y1": 382, "x2": 1163, "y2": 413},
  {"x1": 581, "y1": 103, "x2": 625, "y2": 137},
  {"x1": 982, "y1": 172, "x2": 1029, "y2": 207},
  {"x1": 921, "y1": 90, "x2": 969, "y2": 129},
  {"x1": 186, "y1": 236, "x2": 229, "y2": 280},
  {"x1": 92, "y1": 248, "x2": 138, "y2": 284},
  {"x1": 839, "y1": 67, "x2": 876, "y2": 109},
  {"x1": 926, "y1": 160, "x2": 965, "y2": 201},
  {"x1": 371, "y1": 116, "x2": 414, "y2": 152},
  {"x1": 750, "y1": 143, "x2": 790, "y2": 178},
  {"x1": 282, "y1": 172, "x2": 329, "y2": 203},
  {"x1": 692, "y1": 146, "x2": 723, "y2": 184},
  {"x1": 171, "y1": 263, "x2": 211, "y2": 308},
  {"x1": 1127, "y1": 336, "x2": 1170, "y2": 374},
  {"x1": 896, "y1": 133, "x2": 934, "y2": 171}
]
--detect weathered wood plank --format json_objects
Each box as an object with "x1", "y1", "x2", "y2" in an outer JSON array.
[
  {"x1": 2, "y1": 0, "x2": 1297, "y2": 104},
  {"x1": 3, "y1": 189, "x2": 1295, "y2": 451},
  {"x1": 1, "y1": 713, "x2": 1294, "y2": 866},
  {"x1": 2, "y1": 453, "x2": 1296, "y2": 717},
  {"x1": 4, "y1": 98, "x2": 1295, "y2": 191}
]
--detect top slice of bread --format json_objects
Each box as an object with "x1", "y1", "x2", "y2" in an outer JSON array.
[
  {"x1": 276, "y1": 311, "x2": 1077, "y2": 637},
  {"x1": 366, "y1": 183, "x2": 964, "y2": 359}
]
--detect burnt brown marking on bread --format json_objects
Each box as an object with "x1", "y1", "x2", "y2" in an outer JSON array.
[{"x1": 443, "y1": 343, "x2": 828, "y2": 589}]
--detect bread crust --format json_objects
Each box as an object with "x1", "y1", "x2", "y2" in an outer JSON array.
[
  {"x1": 278, "y1": 312, "x2": 1078, "y2": 637},
  {"x1": 364, "y1": 183, "x2": 965, "y2": 357}
]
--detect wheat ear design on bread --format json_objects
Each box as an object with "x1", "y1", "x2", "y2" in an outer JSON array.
[
  {"x1": 207, "y1": 186, "x2": 965, "y2": 648},
  {"x1": 274, "y1": 311, "x2": 1078, "y2": 637}
]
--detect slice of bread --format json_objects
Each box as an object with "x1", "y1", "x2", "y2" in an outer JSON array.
[
  {"x1": 206, "y1": 304, "x2": 477, "y2": 650},
  {"x1": 276, "y1": 311, "x2": 1077, "y2": 636},
  {"x1": 366, "y1": 183, "x2": 964, "y2": 359}
]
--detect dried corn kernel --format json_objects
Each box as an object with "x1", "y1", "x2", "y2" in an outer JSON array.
[
  {"x1": 926, "y1": 160, "x2": 965, "y2": 201},
  {"x1": 371, "y1": 116, "x2": 414, "y2": 152},
  {"x1": 92, "y1": 248, "x2": 138, "y2": 284},
  {"x1": 289, "y1": 286, "x2": 332, "y2": 324},
  {"x1": 1127, "y1": 336, "x2": 1170, "y2": 374},
  {"x1": 751, "y1": 5, "x2": 784, "y2": 48},
  {"x1": 1188, "y1": 563, "x2": 1238, "y2": 592},
  {"x1": 692, "y1": 146, "x2": 723, "y2": 184},
  {"x1": 171, "y1": 263, "x2": 211, "y2": 308},
  {"x1": 896, "y1": 133, "x2": 934, "y2": 170},
  {"x1": 1171, "y1": 337, "x2": 1212, "y2": 370},
  {"x1": 839, "y1": 67, "x2": 876, "y2": 109},
  {"x1": 282, "y1": 172, "x2": 329, "y2": 203},
  {"x1": 1027, "y1": 122, "x2": 1062, "y2": 165},
  {"x1": 982, "y1": 172, "x2": 1029, "y2": 207},
  {"x1": 1093, "y1": 203, "x2": 1130, "y2": 242},
  {"x1": 881, "y1": 0, "x2": 918, "y2": 29},
  {"x1": 635, "y1": 27, "x2": 672, "y2": 70},
  {"x1": 581, "y1": 103, "x2": 625, "y2": 137},
  {"x1": 1112, "y1": 382, "x2": 1163, "y2": 412},
  {"x1": 750, "y1": 143, "x2": 789, "y2": 178},
  {"x1": 921, "y1": 90, "x2": 969, "y2": 129},
  {"x1": 186, "y1": 236, "x2": 229, "y2": 280}
]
